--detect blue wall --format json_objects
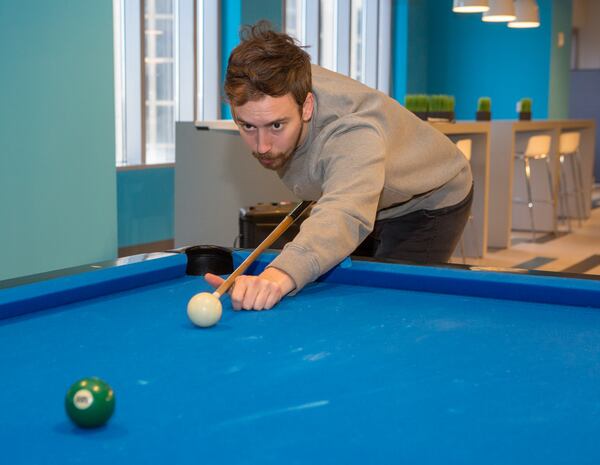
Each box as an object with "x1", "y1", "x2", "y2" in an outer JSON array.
[
  {"x1": 392, "y1": 0, "x2": 409, "y2": 101},
  {"x1": 394, "y1": 0, "x2": 572, "y2": 120},
  {"x1": 220, "y1": 0, "x2": 282, "y2": 118},
  {"x1": 424, "y1": 0, "x2": 553, "y2": 119},
  {"x1": 221, "y1": 0, "x2": 242, "y2": 119},
  {"x1": 117, "y1": 168, "x2": 174, "y2": 248},
  {"x1": 406, "y1": 0, "x2": 429, "y2": 95},
  {"x1": 242, "y1": 0, "x2": 282, "y2": 30},
  {"x1": 0, "y1": 1, "x2": 117, "y2": 280}
]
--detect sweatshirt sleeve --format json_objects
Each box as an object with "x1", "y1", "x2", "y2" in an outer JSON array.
[{"x1": 268, "y1": 126, "x2": 385, "y2": 292}]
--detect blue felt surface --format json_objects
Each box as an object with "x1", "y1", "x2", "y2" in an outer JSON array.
[{"x1": 1, "y1": 256, "x2": 600, "y2": 464}]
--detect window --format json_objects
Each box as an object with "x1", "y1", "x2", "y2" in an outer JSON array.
[
  {"x1": 143, "y1": 0, "x2": 176, "y2": 164},
  {"x1": 114, "y1": 0, "x2": 206, "y2": 167},
  {"x1": 285, "y1": 0, "x2": 391, "y2": 93}
]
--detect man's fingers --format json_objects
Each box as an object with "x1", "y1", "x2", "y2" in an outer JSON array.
[
  {"x1": 264, "y1": 289, "x2": 282, "y2": 310},
  {"x1": 231, "y1": 276, "x2": 248, "y2": 310},
  {"x1": 242, "y1": 282, "x2": 261, "y2": 310},
  {"x1": 204, "y1": 272, "x2": 225, "y2": 289},
  {"x1": 218, "y1": 275, "x2": 284, "y2": 311},
  {"x1": 253, "y1": 287, "x2": 271, "y2": 311}
]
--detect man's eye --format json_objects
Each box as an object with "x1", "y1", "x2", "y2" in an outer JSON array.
[
  {"x1": 272, "y1": 122, "x2": 283, "y2": 130},
  {"x1": 243, "y1": 124, "x2": 255, "y2": 131}
]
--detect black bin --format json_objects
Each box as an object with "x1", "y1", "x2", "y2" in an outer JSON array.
[{"x1": 239, "y1": 202, "x2": 312, "y2": 249}]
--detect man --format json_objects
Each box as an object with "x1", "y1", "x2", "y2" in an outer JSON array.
[{"x1": 205, "y1": 22, "x2": 473, "y2": 311}]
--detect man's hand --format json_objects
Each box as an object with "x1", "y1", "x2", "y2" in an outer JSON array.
[{"x1": 204, "y1": 267, "x2": 296, "y2": 311}]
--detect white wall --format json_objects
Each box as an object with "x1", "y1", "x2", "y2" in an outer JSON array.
[{"x1": 175, "y1": 123, "x2": 298, "y2": 248}]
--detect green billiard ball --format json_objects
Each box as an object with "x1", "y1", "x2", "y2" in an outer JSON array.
[{"x1": 65, "y1": 377, "x2": 115, "y2": 428}]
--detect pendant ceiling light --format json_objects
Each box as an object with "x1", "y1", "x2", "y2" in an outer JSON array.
[
  {"x1": 508, "y1": 0, "x2": 540, "y2": 28},
  {"x1": 453, "y1": 0, "x2": 490, "y2": 13},
  {"x1": 482, "y1": 0, "x2": 516, "y2": 22}
]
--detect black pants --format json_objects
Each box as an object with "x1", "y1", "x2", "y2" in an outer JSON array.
[{"x1": 354, "y1": 186, "x2": 474, "y2": 264}]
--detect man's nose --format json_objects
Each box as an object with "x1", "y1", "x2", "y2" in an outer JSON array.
[{"x1": 256, "y1": 129, "x2": 272, "y2": 155}]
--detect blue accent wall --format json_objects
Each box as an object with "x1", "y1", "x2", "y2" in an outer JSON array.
[
  {"x1": 394, "y1": 0, "x2": 573, "y2": 120},
  {"x1": 241, "y1": 1, "x2": 282, "y2": 30},
  {"x1": 0, "y1": 1, "x2": 117, "y2": 280},
  {"x1": 392, "y1": 0, "x2": 409, "y2": 101},
  {"x1": 220, "y1": 1, "x2": 281, "y2": 118},
  {"x1": 424, "y1": 0, "x2": 553, "y2": 120},
  {"x1": 117, "y1": 168, "x2": 174, "y2": 248},
  {"x1": 406, "y1": 0, "x2": 429, "y2": 95},
  {"x1": 221, "y1": 0, "x2": 242, "y2": 119}
]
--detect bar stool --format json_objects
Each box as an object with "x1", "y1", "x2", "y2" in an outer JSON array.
[
  {"x1": 455, "y1": 139, "x2": 478, "y2": 262},
  {"x1": 558, "y1": 131, "x2": 585, "y2": 228},
  {"x1": 513, "y1": 134, "x2": 555, "y2": 240}
]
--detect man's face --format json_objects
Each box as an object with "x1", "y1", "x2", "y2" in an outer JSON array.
[{"x1": 232, "y1": 93, "x2": 313, "y2": 171}]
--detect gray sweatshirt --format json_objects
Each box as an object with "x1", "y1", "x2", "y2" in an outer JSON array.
[{"x1": 268, "y1": 65, "x2": 472, "y2": 292}]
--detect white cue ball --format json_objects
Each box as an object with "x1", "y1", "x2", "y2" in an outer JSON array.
[{"x1": 187, "y1": 292, "x2": 222, "y2": 328}]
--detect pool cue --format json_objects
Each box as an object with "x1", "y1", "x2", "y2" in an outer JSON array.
[{"x1": 212, "y1": 200, "x2": 314, "y2": 298}]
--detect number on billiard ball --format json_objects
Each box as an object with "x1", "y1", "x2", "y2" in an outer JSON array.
[{"x1": 65, "y1": 377, "x2": 115, "y2": 428}]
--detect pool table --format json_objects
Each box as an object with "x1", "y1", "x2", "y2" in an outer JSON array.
[{"x1": 1, "y1": 250, "x2": 600, "y2": 464}]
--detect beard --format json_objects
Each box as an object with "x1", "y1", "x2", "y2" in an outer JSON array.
[
  {"x1": 252, "y1": 151, "x2": 289, "y2": 170},
  {"x1": 252, "y1": 122, "x2": 306, "y2": 171}
]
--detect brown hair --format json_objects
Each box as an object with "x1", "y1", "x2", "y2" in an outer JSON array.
[{"x1": 224, "y1": 21, "x2": 312, "y2": 108}]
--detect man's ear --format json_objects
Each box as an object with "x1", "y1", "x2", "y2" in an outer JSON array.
[{"x1": 302, "y1": 92, "x2": 314, "y2": 122}]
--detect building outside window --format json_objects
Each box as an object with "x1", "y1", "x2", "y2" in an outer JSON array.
[{"x1": 143, "y1": 0, "x2": 177, "y2": 164}]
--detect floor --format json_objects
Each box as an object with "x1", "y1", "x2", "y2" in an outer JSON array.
[{"x1": 452, "y1": 185, "x2": 600, "y2": 276}]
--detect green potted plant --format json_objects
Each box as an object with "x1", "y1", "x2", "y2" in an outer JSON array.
[
  {"x1": 517, "y1": 98, "x2": 532, "y2": 120},
  {"x1": 428, "y1": 94, "x2": 455, "y2": 122},
  {"x1": 405, "y1": 94, "x2": 429, "y2": 120},
  {"x1": 476, "y1": 97, "x2": 491, "y2": 121}
]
